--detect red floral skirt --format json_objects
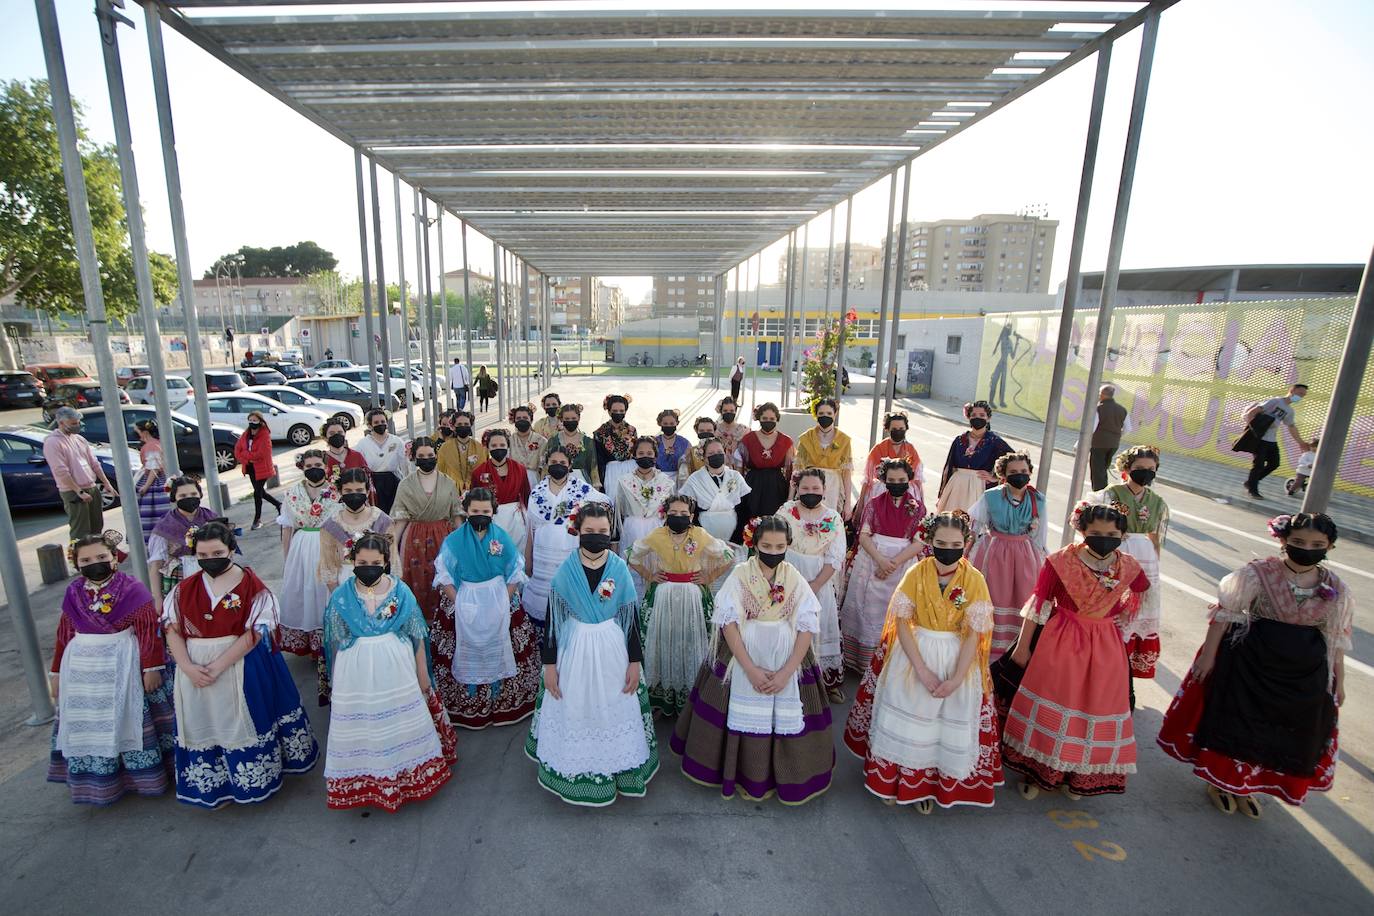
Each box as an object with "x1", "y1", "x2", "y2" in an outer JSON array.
[
  {"x1": 401, "y1": 520, "x2": 453, "y2": 624},
  {"x1": 326, "y1": 690, "x2": 458, "y2": 812}
]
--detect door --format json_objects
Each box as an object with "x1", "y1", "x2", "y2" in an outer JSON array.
[{"x1": 0, "y1": 434, "x2": 58, "y2": 508}]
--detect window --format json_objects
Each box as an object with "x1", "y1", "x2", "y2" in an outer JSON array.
[
  {"x1": 946, "y1": 335, "x2": 962, "y2": 355},
  {"x1": 0, "y1": 435, "x2": 40, "y2": 461},
  {"x1": 896, "y1": 335, "x2": 907, "y2": 350}
]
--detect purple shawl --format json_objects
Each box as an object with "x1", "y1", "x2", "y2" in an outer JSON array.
[
  {"x1": 150, "y1": 506, "x2": 219, "y2": 560},
  {"x1": 61, "y1": 571, "x2": 154, "y2": 634}
]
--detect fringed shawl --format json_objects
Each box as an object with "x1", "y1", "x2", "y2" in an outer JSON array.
[
  {"x1": 883, "y1": 557, "x2": 994, "y2": 693},
  {"x1": 547, "y1": 551, "x2": 639, "y2": 649},
  {"x1": 322, "y1": 577, "x2": 430, "y2": 678}
]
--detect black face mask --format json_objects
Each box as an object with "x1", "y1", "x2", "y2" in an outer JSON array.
[
  {"x1": 1285, "y1": 545, "x2": 1327, "y2": 567},
  {"x1": 467, "y1": 515, "x2": 493, "y2": 532},
  {"x1": 198, "y1": 556, "x2": 233, "y2": 577},
  {"x1": 665, "y1": 515, "x2": 691, "y2": 534},
  {"x1": 548, "y1": 464, "x2": 569, "y2": 480},
  {"x1": 798, "y1": 492, "x2": 823, "y2": 509},
  {"x1": 932, "y1": 546, "x2": 964, "y2": 567},
  {"x1": 816, "y1": 415, "x2": 834, "y2": 428},
  {"x1": 698, "y1": 430, "x2": 714, "y2": 440},
  {"x1": 889, "y1": 429, "x2": 906, "y2": 443},
  {"x1": 1085, "y1": 534, "x2": 1121, "y2": 557},
  {"x1": 304, "y1": 467, "x2": 327, "y2": 484},
  {"x1": 610, "y1": 413, "x2": 625, "y2": 424},
  {"x1": 353, "y1": 565, "x2": 386, "y2": 587},
  {"x1": 635, "y1": 456, "x2": 655, "y2": 469},
  {"x1": 79, "y1": 561, "x2": 113, "y2": 582},
  {"x1": 439, "y1": 427, "x2": 453, "y2": 438},
  {"x1": 454, "y1": 426, "x2": 472, "y2": 439},
  {"x1": 660, "y1": 426, "x2": 677, "y2": 436},
  {"x1": 514, "y1": 419, "x2": 532, "y2": 433},
  {"x1": 176, "y1": 496, "x2": 201, "y2": 514},
  {"x1": 371, "y1": 424, "x2": 388, "y2": 436},
  {"x1": 886, "y1": 481, "x2": 909, "y2": 498},
  {"x1": 327, "y1": 433, "x2": 346, "y2": 448},
  {"x1": 562, "y1": 419, "x2": 579, "y2": 432},
  {"x1": 706, "y1": 454, "x2": 726, "y2": 470},
  {"x1": 756, "y1": 550, "x2": 785, "y2": 569},
  {"x1": 579, "y1": 532, "x2": 612, "y2": 554},
  {"x1": 1129, "y1": 468, "x2": 1156, "y2": 487},
  {"x1": 759, "y1": 420, "x2": 777, "y2": 433},
  {"x1": 1006, "y1": 473, "x2": 1031, "y2": 490},
  {"x1": 721, "y1": 412, "x2": 736, "y2": 424},
  {"x1": 247, "y1": 420, "x2": 262, "y2": 430},
  {"x1": 341, "y1": 492, "x2": 369, "y2": 511},
  {"x1": 545, "y1": 406, "x2": 559, "y2": 417},
  {"x1": 415, "y1": 457, "x2": 438, "y2": 473},
  {"x1": 490, "y1": 448, "x2": 508, "y2": 463},
  {"x1": 969, "y1": 417, "x2": 988, "y2": 430}
]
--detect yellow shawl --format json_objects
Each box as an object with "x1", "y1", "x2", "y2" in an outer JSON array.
[{"x1": 882, "y1": 557, "x2": 993, "y2": 693}]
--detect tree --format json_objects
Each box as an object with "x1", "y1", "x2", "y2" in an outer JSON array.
[
  {"x1": 800, "y1": 311, "x2": 859, "y2": 409},
  {"x1": 0, "y1": 79, "x2": 177, "y2": 318},
  {"x1": 205, "y1": 241, "x2": 336, "y2": 279}
]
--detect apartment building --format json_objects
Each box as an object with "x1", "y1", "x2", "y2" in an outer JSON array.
[{"x1": 899, "y1": 213, "x2": 1057, "y2": 293}]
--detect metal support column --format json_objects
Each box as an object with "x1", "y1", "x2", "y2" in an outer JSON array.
[
  {"x1": 884, "y1": 165, "x2": 913, "y2": 413},
  {"x1": 780, "y1": 232, "x2": 796, "y2": 407},
  {"x1": 437, "y1": 209, "x2": 451, "y2": 410},
  {"x1": 353, "y1": 150, "x2": 379, "y2": 407},
  {"x1": 143, "y1": 1, "x2": 222, "y2": 510},
  {"x1": 96, "y1": 0, "x2": 176, "y2": 478},
  {"x1": 1062, "y1": 11, "x2": 1160, "y2": 544},
  {"x1": 1302, "y1": 245, "x2": 1374, "y2": 515},
  {"x1": 869, "y1": 172, "x2": 900, "y2": 443},
  {"x1": 521, "y1": 261, "x2": 532, "y2": 407},
  {"x1": 393, "y1": 175, "x2": 414, "y2": 436},
  {"x1": 459, "y1": 219, "x2": 474, "y2": 384},
  {"x1": 713, "y1": 274, "x2": 724, "y2": 388},
  {"x1": 822, "y1": 208, "x2": 836, "y2": 326},
  {"x1": 492, "y1": 243, "x2": 507, "y2": 419},
  {"x1": 731, "y1": 264, "x2": 743, "y2": 370},
  {"x1": 368, "y1": 158, "x2": 392, "y2": 417},
  {"x1": 834, "y1": 200, "x2": 855, "y2": 406},
  {"x1": 424, "y1": 197, "x2": 442, "y2": 427},
  {"x1": 1036, "y1": 44, "x2": 1114, "y2": 494},
  {"x1": 796, "y1": 225, "x2": 810, "y2": 404},
  {"x1": 412, "y1": 189, "x2": 429, "y2": 432}
]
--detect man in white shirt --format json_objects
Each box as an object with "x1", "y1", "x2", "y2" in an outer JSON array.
[{"x1": 448, "y1": 357, "x2": 472, "y2": 410}]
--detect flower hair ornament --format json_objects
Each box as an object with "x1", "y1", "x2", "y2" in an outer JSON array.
[
  {"x1": 916, "y1": 510, "x2": 971, "y2": 544},
  {"x1": 481, "y1": 427, "x2": 513, "y2": 449},
  {"x1": 67, "y1": 530, "x2": 124, "y2": 566},
  {"x1": 507, "y1": 404, "x2": 534, "y2": 424},
  {"x1": 602, "y1": 393, "x2": 632, "y2": 412},
  {"x1": 564, "y1": 500, "x2": 588, "y2": 535},
  {"x1": 741, "y1": 516, "x2": 763, "y2": 549},
  {"x1": 1069, "y1": 500, "x2": 1095, "y2": 530},
  {"x1": 1267, "y1": 514, "x2": 1293, "y2": 540}
]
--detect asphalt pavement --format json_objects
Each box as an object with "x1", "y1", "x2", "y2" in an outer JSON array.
[{"x1": 0, "y1": 374, "x2": 1369, "y2": 916}]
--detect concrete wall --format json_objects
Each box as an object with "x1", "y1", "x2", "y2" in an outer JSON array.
[{"x1": 893, "y1": 317, "x2": 986, "y2": 402}]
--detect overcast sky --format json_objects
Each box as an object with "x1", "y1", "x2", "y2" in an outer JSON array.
[{"x1": 3, "y1": 1, "x2": 1371, "y2": 304}]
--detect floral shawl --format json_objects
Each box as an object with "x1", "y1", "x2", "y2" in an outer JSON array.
[
  {"x1": 858, "y1": 490, "x2": 925, "y2": 540},
  {"x1": 779, "y1": 501, "x2": 843, "y2": 554},
  {"x1": 322, "y1": 576, "x2": 429, "y2": 676},
  {"x1": 528, "y1": 472, "x2": 606, "y2": 526},
  {"x1": 628, "y1": 524, "x2": 732, "y2": 576},
  {"x1": 437, "y1": 521, "x2": 523, "y2": 584},
  {"x1": 281, "y1": 482, "x2": 340, "y2": 530},
  {"x1": 1097, "y1": 484, "x2": 1169, "y2": 543},
  {"x1": 614, "y1": 469, "x2": 676, "y2": 520},
  {"x1": 61, "y1": 570, "x2": 152, "y2": 633},
  {"x1": 1045, "y1": 543, "x2": 1145, "y2": 620},
  {"x1": 593, "y1": 420, "x2": 639, "y2": 462}
]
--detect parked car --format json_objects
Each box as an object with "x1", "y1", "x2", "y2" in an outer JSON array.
[
  {"x1": 247, "y1": 384, "x2": 364, "y2": 430},
  {"x1": 0, "y1": 371, "x2": 45, "y2": 408},
  {"x1": 41, "y1": 383, "x2": 131, "y2": 424},
  {"x1": 204, "y1": 391, "x2": 328, "y2": 446},
  {"x1": 115, "y1": 365, "x2": 152, "y2": 388},
  {"x1": 289, "y1": 375, "x2": 399, "y2": 413},
  {"x1": 383, "y1": 362, "x2": 445, "y2": 397},
  {"x1": 312, "y1": 358, "x2": 356, "y2": 372},
  {"x1": 321, "y1": 366, "x2": 421, "y2": 406},
  {"x1": 282, "y1": 347, "x2": 304, "y2": 363},
  {"x1": 75, "y1": 405, "x2": 240, "y2": 473},
  {"x1": 240, "y1": 351, "x2": 278, "y2": 368},
  {"x1": 266, "y1": 361, "x2": 309, "y2": 380},
  {"x1": 0, "y1": 423, "x2": 134, "y2": 510},
  {"x1": 125, "y1": 375, "x2": 194, "y2": 409},
  {"x1": 27, "y1": 363, "x2": 93, "y2": 390},
  {"x1": 202, "y1": 371, "x2": 246, "y2": 393},
  {"x1": 238, "y1": 367, "x2": 288, "y2": 387}
]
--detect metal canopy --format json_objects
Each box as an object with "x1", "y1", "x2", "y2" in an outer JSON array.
[{"x1": 155, "y1": 2, "x2": 1167, "y2": 275}]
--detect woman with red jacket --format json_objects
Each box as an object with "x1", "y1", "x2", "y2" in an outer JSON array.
[{"x1": 234, "y1": 410, "x2": 281, "y2": 530}]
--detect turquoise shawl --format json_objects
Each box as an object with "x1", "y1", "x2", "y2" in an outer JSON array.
[
  {"x1": 437, "y1": 521, "x2": 522, "y2": 584},
  {"x1": 548, "y1": 550, "x2": 638, "y2": 648},
  {"x1": 322, "y1": 576, "x2": 431, "y2": 678},
  {"x1": 985, "y1": 484, "x2": 1044, "y2": 535}
]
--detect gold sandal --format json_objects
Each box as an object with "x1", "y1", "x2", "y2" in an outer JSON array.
[
  {"x1": 915, "y1": 799, "x2": 935, "y2": 815},
  {"x1": 1061, "y1": 785, "x2": 1082, "y2": 802},
  {"x1": 1207, "y1": 785, "x2": 1236, "y2": 815},
  {"x1": 1238, "y1": 795, "x2": 1263, "y2": 820},
  {"x1": 1018, "y1": 781, "x2": 1040, "y2": 800}
]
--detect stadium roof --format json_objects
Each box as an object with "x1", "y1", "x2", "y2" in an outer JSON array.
[{"x1": 155, "y1": 2, "x2": 1176, "y2": 275}]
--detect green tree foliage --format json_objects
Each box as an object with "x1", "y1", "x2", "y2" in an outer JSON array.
[
  {"x1": 205, "y1": 241, "x2": 336, "y2": 279},
  {"x1": 0, "y1": 79, "x2": 176, "y2": 319},
  {"x1": 800, "y1": 311, "x2": 859, "y2": 409}
]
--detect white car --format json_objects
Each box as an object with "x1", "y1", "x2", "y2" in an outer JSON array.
[
  {"x1": 203, "y1": 391, "x2": 330, "y2": 446},
  {"x1": 320, "y1": 366, "x2": 423, "y2": 406},
  {"x1": 125, "y1": 375, "x2": 194, "y2": 409},
  {"x1": 246, "y1": 384, "x2": 364, "y2": 431}
]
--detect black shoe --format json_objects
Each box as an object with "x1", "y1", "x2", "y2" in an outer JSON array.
[{"x1": 1245, "y1": 488, "x2": 1262, "y2": 500}]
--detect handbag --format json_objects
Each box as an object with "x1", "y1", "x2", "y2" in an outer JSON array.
[{"x1": 1232, "y1": 409, "x2": 1276, "y2": 454}]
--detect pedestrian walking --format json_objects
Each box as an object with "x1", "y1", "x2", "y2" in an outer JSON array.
[
  {"x1": 1089, "y1": 384, "x2": 1133, "y2": 492},
  {"x1": 233, "y1": 410, "x2": 281, "y2": 531},
  {"x1": 43, "y1": 407, "x2": 116, "y2": 541},
  {"x1": 475, "y1": 365, "x2": 498, "y2": 412},
  {"x1": 730, "y1": 356, "x2": 745, "y2": 402},
  {"x1": 448, "y1": 356, "x2": 472, "y2": 410},
  {"x1": 551, "y1": 348, "x2": 562, "y2": 377},
  {"x1": 134, "y1": 420, "x2": 171, "y2": 546},
  {"x1": 1237, "y1": 383, "x2": 1312, "y2": 499}
]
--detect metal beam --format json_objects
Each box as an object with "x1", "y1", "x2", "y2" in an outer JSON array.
[
  {"x1": 835, "y1": 199, "x2": 854, "y2": 407},
  {"x1": 438, "y1": 208, "x2": 451, "y2": 410},
  {"x1": 354, "y1": 149, "x2": 379, "y2": 407},
  {"x1": 1062, "y1": 7, "x2": 1161, "y2": 544},
  {"x1": 227, "y1": 37, "x2": 1091, "y2": 56},
  {"x1": 368, "y1": 157, "x2": 392, "y2": 418},
  {"x1": 883, "y1": 164, "x2": 912, "y2": 413},
  {"x1": 870, "y1": 171, "x2": 899, "y2": 446},
  {"x1": 421, "y1": 196, "x2": 441, "y2": 426},
  {"x1": 393, "y1": 173, "x2": 414, "y2": 436}
]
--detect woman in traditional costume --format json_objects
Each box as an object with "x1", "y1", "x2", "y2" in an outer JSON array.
[
  {"x1": 48, "y1": 532, "x2": 175, "y2": 805},
  {"x1": 628, "y1": 494, "x2": 733, "y2": 716},
  {"x1": 735, "y1": 402, "x2": 794, "y2": 540},
  {"x1": 654, "y1": 409, "x2": 691, "y2": 484},
  {"x1": 471, "y1": 428, "x2": 532, "y2": 554},
  {"x1": 322, "y1": 417, "x2": 369, "y2": 488},
  {"x1": 322, "y1": 532, "x2": 456, "y2": 811},
  {"x1": 593, "y1": 393, "x2": 638, "y2": 498},
  {"x1": 841, "y1": 458, "x2": 926, "y2": 673},
  {"x1": 437, "y1": 410, "x2": 487, "y2": 494},
  {"x1": 858, "y1": 411, "x2": 924, "y2": 510},
  {"x1": 684, "y1": 416, "x2": 718, "y2": 476},
  {"x1": 147, "y1": 475, "x2": 219, "y2": 608},
  {"x1": 1091, "y1": 445, "x2": 1169, "y2": 686},
  {"x1": 318, "y1": 468, "x2": 391, "y2": 597},
  {"x1": 509, "y1": 403, "x2": 548, "y2": 489},
  {"x1": 390, "y1": 437, "x2": 464, "y2": 629},
  {"x1": 680, "y1": 437, "x2": 750, "y2": 552},
  {"x1": 542, "y1": 402, "x2": 600, "y2": 488},
  {"x1": 615, "y1": 435, "x2": 677, "y2": 594},
  {"x1": 433, "y1": 488, "x2": 540, "y2": 729},
  {"x1": 792, "y1": 397, "x2": 853, "y2": 517},
  {"x1": 134, "y1": 420, "x2": 171, "y2": 545},
  {"x1": 779, "y1": 469, "x2": 847, "y2": 701},
  {"x1": 844, "y1": 511, "x2": 1003, "y2": 812},
  {"x1": 968, "y1": 451, "x2": 1047, "y2": 662},
  {"x1": 998, "y1": 502, "x2": 1149, "y2": 799},
  {"x1": 671, "y1": 515, "x2": 834, "y2": 804},
  {"x1": 1157, "y1": 513, "x2": 1349, "y2": 818},
  {"x1": 524, "y1": 447, "x2": 612, "y2": 629},
  {"x1": 162, "y1": 520, "x2": 318, "y2": 807},
  {"x1": 936, "y1": 400, "x2": 1012, "y2": 515},
  {"x1": 525, "y1": 502, "x2": 658, "y2": 805},
  {"x1": 715, "y1": 396, "x2": 749, "y2": 471},
  {"x1": 533, "y1": 392, "x2": 562, "y2": 442},
  {"x1": 278, "y1": 449, "x2": 340, "y2": 702}
]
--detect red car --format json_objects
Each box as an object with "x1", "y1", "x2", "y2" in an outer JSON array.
[{"x1": 27, "y1": 363, "x2": 94, "y2": 390}]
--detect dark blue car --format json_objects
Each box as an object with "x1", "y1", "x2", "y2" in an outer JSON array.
[{"x1": 0, "y1": 425, "x2": 131, "y2": 510}]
